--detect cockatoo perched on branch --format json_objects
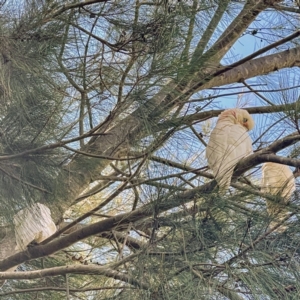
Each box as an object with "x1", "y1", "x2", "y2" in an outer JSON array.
[
  {"x1": 261, "y1": 162, "x2": 295, "y2": 230},
  {"x1": 206, "y1": 108, "x2": 254, "y2": 190},
  {"x1": 13, "y1": 203, "x2": 57, "y2": 251}
]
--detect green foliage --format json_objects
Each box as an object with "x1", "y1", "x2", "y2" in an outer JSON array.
[{"x1": 0, "y1": 2, "x2": 66, "y2": 216}]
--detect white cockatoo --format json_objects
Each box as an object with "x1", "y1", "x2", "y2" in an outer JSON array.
[
  {"x1": 206, "y1": 108, "x2": 254, "y2": 190},
  {"x1": 261, "y1": 162, "x2": 295, "y2": 230},
  {"x1": 13, "y1": 203, "x2": 57, "y2": 251}
]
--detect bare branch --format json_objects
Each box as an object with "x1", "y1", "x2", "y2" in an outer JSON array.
[
  {"x1": 200, "y1": 0, "x2": 282, "y2": 63},
  {"x1": 190, "y1": 1, "x2": 230, "y2": 66},
  {"x1": 0, "y1": 264, "x2": 149, "y2": 289},
  {"x1": 157, "y1": 101, "x2": 300, "y2": 130},
  {"x1": 0, "y1": 286, "x2": 134, "y2": 297},
  {"x1": 199, "y1": 46, "x2": 300, "y2": 90},
  {"x1": 45, "y1": 0, "x2": 111, "y2": 20}
]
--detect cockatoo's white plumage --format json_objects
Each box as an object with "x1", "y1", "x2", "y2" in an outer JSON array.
[
  {"x1": 13, "y1": 203, "x2": 57, "y2": 251},
  {"x1": 261, "y1": 162, "x2": 295, "y2": 230},
  {"x1": 206, "y1": 108, "x2": 254, "y2": 190}
]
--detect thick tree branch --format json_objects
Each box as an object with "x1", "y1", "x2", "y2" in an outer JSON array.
[
  {"x1": 274, "y1": 4, "x2": 300, "y2": 14},
  {"x1": 157, "y1": 101, "x2": 300, "y2": 130},
  {"x1": 0, "y1": 286, "x2": 133, "y2": 297},
  {"x1": 196, "y1": 0, "x2": 279, "y2": 63},
  {"x1": 190, "y1": 0, "x2": 230, "y2": 67},
  {"x1": 59, "y1": 222, "x2": 145, "y2": 250},
  {"x1": 198, "y1": 46, "x2": 300, "y2": 91},
  {"x1": 0, "y1": 265, "x2": 149, "y2": 290},
  {"x1": 234, "y1": 132, "x2": 300, "y2": 177}
]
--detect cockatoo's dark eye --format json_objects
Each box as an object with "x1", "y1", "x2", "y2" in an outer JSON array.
[{"x1": 243, "y1": 118, "x2": 248, "y2": 122}]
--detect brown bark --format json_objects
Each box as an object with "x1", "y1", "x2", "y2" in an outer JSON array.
[{"x1": 0, "y1": 265, "x2": 149, "y2": 289}]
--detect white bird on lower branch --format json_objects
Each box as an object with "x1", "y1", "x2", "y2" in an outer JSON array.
[
  {"x1": 13, "y1": 203, "x2": 57, "y2": 251},
  {"x1": 206, "y1": 108, "x2": 255, "y2": 190},
  {"x1": 261, "y1": 162, "x2": 296, "y2": 231}
]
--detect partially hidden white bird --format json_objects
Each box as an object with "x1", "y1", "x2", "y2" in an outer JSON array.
[
  {"x1": 13, "y1": 203, "x2": 57, "y2": 251},
  {"x1": 206, "y1": 108, "x2": 255, "y2": 190},
  {"x1": 261, "y1": 162, "x2": 295, "y2": 230}
]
